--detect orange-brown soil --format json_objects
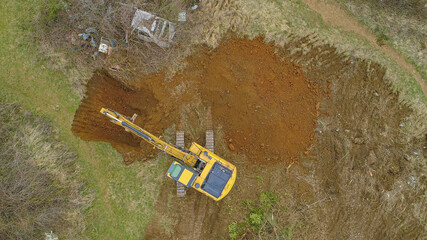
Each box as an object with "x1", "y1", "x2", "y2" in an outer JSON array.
[{"x1": 72, "y1": 37, "x2": 320, "y2": 164}]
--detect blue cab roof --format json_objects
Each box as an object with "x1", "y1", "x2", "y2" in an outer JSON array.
[{"x1": 201, "y1": 162, "x2": 232, "y2": 198}]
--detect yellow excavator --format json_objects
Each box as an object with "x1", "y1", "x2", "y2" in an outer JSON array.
[{"x1": 100, "y1": 108, "x2": 237, "y2": 201}]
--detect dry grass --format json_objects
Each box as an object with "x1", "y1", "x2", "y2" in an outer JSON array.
[
  {"x1": 338, "y1": 0, "x2": 427, "y2": 80},
  {"x1": 0, "y1": 102, "x2": 93, "y2": 239},
  {"x1": 179, "y1": 99, "x2": 212, "y2": 142}
]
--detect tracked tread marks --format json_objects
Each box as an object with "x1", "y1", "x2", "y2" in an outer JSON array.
[{"x1": 176, "y1": 131, "x2": 186, "y2": 197}]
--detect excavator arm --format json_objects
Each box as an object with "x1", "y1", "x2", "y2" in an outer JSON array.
[{"x1": 100, "y1": 108, "x2": 199, "y2": 167}]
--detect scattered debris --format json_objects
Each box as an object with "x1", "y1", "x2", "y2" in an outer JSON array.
[
  {"x1": 385, "y1": 191, "x2": 391, "y2": 200},
  {"x1": 407, "y1": 176, "x2": 417, "y2": 186},
  {"x1": 98, "y1": 38, "x2": 109, "y2": 54},
  {"x1": 91, "y1": 51, "x2": 99, "y2": 60},
  {"x1": 109, "y1": 64, "x2": 121, "y2": 72},
  {"x1": 404, "y1": 154, "x2": 411, "y2": 161},
  {"x1": 78, "y1": 27, "x2": 95, "y2": 41},
  {"x1": 90, "y1": 36, "x2": 97, "y2": 48},
  {"x1": 98, "y1": 37, "x2": 114, "y2": 55},
  {"x1": 69, "y1": 30, "x2": 78, "y2": 45},
  {"x1": 399, "y1": 116, "x2": 409, "y2": 127},
  {"x1": 45, "y1": 231, "x2": 58, "y2": 240},
  {"x1": 286, "y1": 161, "x2": 295, "y2": 172},
  {"x1": 78, "y1": 27, "x2": 98, "y2": 53},
  {"x1": 178, "y1": 2, "x2": 199, "y2": 22},
  {"x1": 178, "y1": 11, "x2": 186, "y2": 22},
  {"x1": 352, "y1": 137, "x2": 365, "y2": 144},
  {"x1": 76, "y1": 27, "x2": 118, "y2": 59},
  {"x1": 131, "y1": 9, "x2": 176, "y2": 47},
  {"x1": 367, "y1": 150, "x2": 377, "y2": 165},
  {"x1": 228, "y1": 143, "x2": 235, "y2": 151}
]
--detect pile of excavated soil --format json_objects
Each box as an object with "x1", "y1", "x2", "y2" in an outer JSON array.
[
  {"x1": 194, "y1": 38, "x2": 319, "y2": 162},
  {"x1": 72, "y1": 37, "x2": 319, "y2": 164}
]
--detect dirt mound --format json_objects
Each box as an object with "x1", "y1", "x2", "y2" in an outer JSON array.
[
  {"x1": 195, "y1": 38, "x2": 319, "y2": 163},
  {"x1": 72, "y1": 37, "x2": 319, "y2": 164}
]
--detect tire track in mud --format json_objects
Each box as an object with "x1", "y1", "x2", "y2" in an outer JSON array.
[
  {"x1": 187, "y1": 110, "x2": 221, "y2": 240},
  {"x1": 145, "y1": 186, "x2": 221, "y2": 240},
  {"x1": 146, "y1": 108, "x2": 222, "y2": 240},
  {"x1": 187, "y1": 109, "x2": 214, "y2": 240}
]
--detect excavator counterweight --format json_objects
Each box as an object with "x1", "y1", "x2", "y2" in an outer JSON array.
[{"x1": 100, "y1": 108, "x2": 237, "y2": 201}]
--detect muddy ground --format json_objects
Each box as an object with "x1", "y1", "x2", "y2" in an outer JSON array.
[{"x1": 72, "y1": 36, "x2": 426, "y2": 239}]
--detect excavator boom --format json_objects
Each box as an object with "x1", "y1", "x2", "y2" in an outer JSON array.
[{"x1": 100, "y1": 108, "x2": 199, "y2": 167}]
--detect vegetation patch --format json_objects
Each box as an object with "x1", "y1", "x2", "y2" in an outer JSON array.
[
  {"x1": 229, "y1": 191, "x2": 295, "y2": 240},
  {"x1": 0, "y1": 102, "x2": 92, "y2": 239}
]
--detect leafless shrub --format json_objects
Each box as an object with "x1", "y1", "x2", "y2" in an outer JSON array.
[{"x1": 0, "y1": 102, "x2": 92, "y2": 239}]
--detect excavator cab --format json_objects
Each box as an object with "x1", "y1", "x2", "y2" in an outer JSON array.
[
  {"x1": 166, "y1": 161, "x2": 197, "y2": 188},
  {"x1": 187, "y1": 143, "x2": 236, "y2": 201}
]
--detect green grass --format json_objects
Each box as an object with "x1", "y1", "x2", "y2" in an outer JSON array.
[
  {"x1": 227, "y1": 191, "x2": 299, "y2": 240},
  {"x1": 0, "y1": 1, "x2": 167, "y2": 239}
]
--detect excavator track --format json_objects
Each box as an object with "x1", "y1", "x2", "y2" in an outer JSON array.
[
  {"x1": 189, "y1": 129, "x2": 215, "y2": 239},
  {"x1": 205, "y1": 130, "x2": 214, "y2": 152},
  {"x1": 176, "y1": 130, "x2": 186, "y2": 197}
]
